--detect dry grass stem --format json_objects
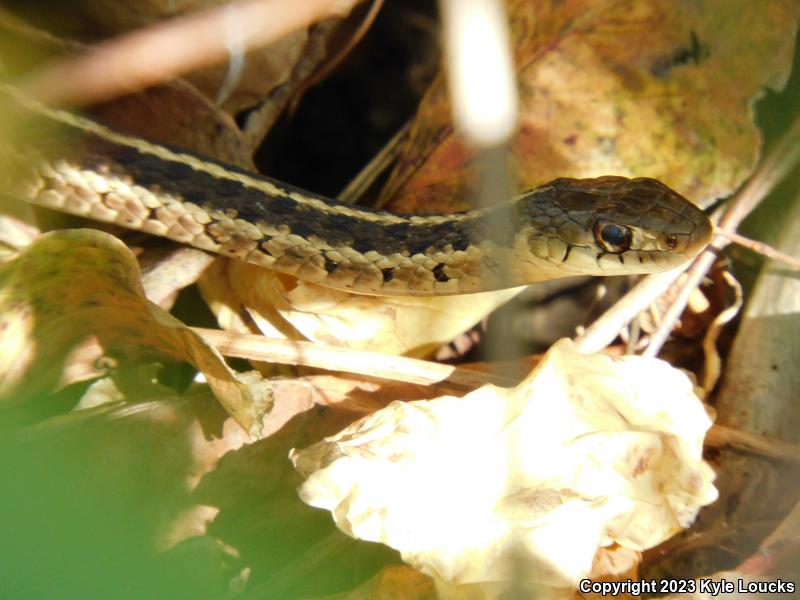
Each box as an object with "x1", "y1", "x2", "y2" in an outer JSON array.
[
  {"x1": 705, "y1": 424, "x2": 800, "y2": 466},
  {"x1": 193, "y1": 327, "x2": 515, "y2": 391},
  {"x1": 715, "y1": 229, "x2": 800, "y2": 270},
  {"x1": 338, "y1": 120, "x2": 411, "y2": 203},
  {"x1": 196, "y1": 328, "x2": 800, "y2": 466},
  {"x1": 641, "y1": 246, "x2": 719, "y2": 357}
]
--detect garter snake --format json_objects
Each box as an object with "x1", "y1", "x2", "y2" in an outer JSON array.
[{"x1": 0, "y1": 84, "x2": 712, "y2": 296}]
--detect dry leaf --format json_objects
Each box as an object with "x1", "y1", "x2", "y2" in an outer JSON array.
[
  {"x1": 138, "y1": 246, "x2": 216, "y2": 309},
  {"x1": 291, "y1": 339, "x2": 717, "y2": 596},
  {"x1": 185, "y1": 27, "x2": 310, "y2": 115},
  {"x1": 381, "y1": 0, "x2": 799, "y2": 212},
  {"x1": 91, "y1": 80, "x2": 255, "y2": 169},
  {"x1": 210, "y1": 261, "x2": 523, "y2": 357},
  {"x1": 0, "y1": 228, "x2": 269, "y2": 435}
]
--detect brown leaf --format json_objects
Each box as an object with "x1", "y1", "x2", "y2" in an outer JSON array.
[
  {"x1": 90, "y1": 80, "x2": 255, "y2": 168},
  {"x1": 380, "y1": 0, "x2": 799, "y2": 213}
]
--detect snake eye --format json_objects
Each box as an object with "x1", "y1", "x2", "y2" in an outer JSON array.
[
  {"x1": 664, "y1": 234, "x2": 678, "y2": 250},
  {"x1": 594, "y1": 222, "x2": 632, "y2": 253}
]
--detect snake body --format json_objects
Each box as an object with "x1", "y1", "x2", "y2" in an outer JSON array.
[{"x1": 0, "y1": 84, "x2": 712, "y2": 296}]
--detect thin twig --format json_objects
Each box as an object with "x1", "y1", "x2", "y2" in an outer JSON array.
[
  {"x1": 573, "y1": 267, "x2": 688, "y2": 354},
  {"x1": 641, "y1": 245, "x2": 718, "y2": 357},
  {"x1": 715, "y1": 229, "x2": 800, "y2": 270},
  {"x1": 705, "y1": 424, "x2": 800, "y2": 466},
  {"x1": 196, "y1": 326, "x2": 800, "y2": 465},
  {"x1": 338, "y1": 120, "x2": 411, "y2": 203},
  {"x1": 193, "y1": 327, "x2": 516, "y2": 390}
]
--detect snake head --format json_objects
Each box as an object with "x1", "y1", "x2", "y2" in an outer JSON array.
[{"x1": 516, "y1": 176, "x2": 712, "y2": 279}]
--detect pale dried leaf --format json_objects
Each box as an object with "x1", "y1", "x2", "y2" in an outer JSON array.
[
  {"x1": 139, "y1": 246, "x2": 216, "y2": 309},
  {"x1": 220, "y1": 261, "x2": 523, "y2": 357},
  {"x1": 0, "y1": 211, "x2": 39, "y2": 254},
  {"x1": 291, "y1": 339, "x2": 717, "y2": 593}
]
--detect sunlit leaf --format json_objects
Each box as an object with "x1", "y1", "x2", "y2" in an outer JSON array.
[{"x1": 0, "y1": 228, "x2": 269, "y2": 435}]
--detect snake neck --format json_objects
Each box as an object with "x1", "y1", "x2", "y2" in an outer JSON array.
[{"x1": 4, "y1": 94, "x2": 539, "y2": 294}]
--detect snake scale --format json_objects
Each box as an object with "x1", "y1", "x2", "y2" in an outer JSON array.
[{"x1": 0, "y1": 84, "x2": 712, "y2": 296}]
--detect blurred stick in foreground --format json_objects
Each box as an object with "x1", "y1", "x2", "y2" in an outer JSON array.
[{"x1": 19, "y1": 0, "x2": 366, "y2": 106}]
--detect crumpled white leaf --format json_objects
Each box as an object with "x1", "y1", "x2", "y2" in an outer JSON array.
[{"x1": 290, "y1": 339, "x2": 718, "y2": 592}]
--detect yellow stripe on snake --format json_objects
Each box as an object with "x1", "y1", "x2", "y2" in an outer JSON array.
[{"x1": 0, "y1": 84, "x2": 711, "y2": 296}]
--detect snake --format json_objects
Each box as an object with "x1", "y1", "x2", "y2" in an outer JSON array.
[{"x1": 0, "y1": 83, "x2": 712, "y2": 296}]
